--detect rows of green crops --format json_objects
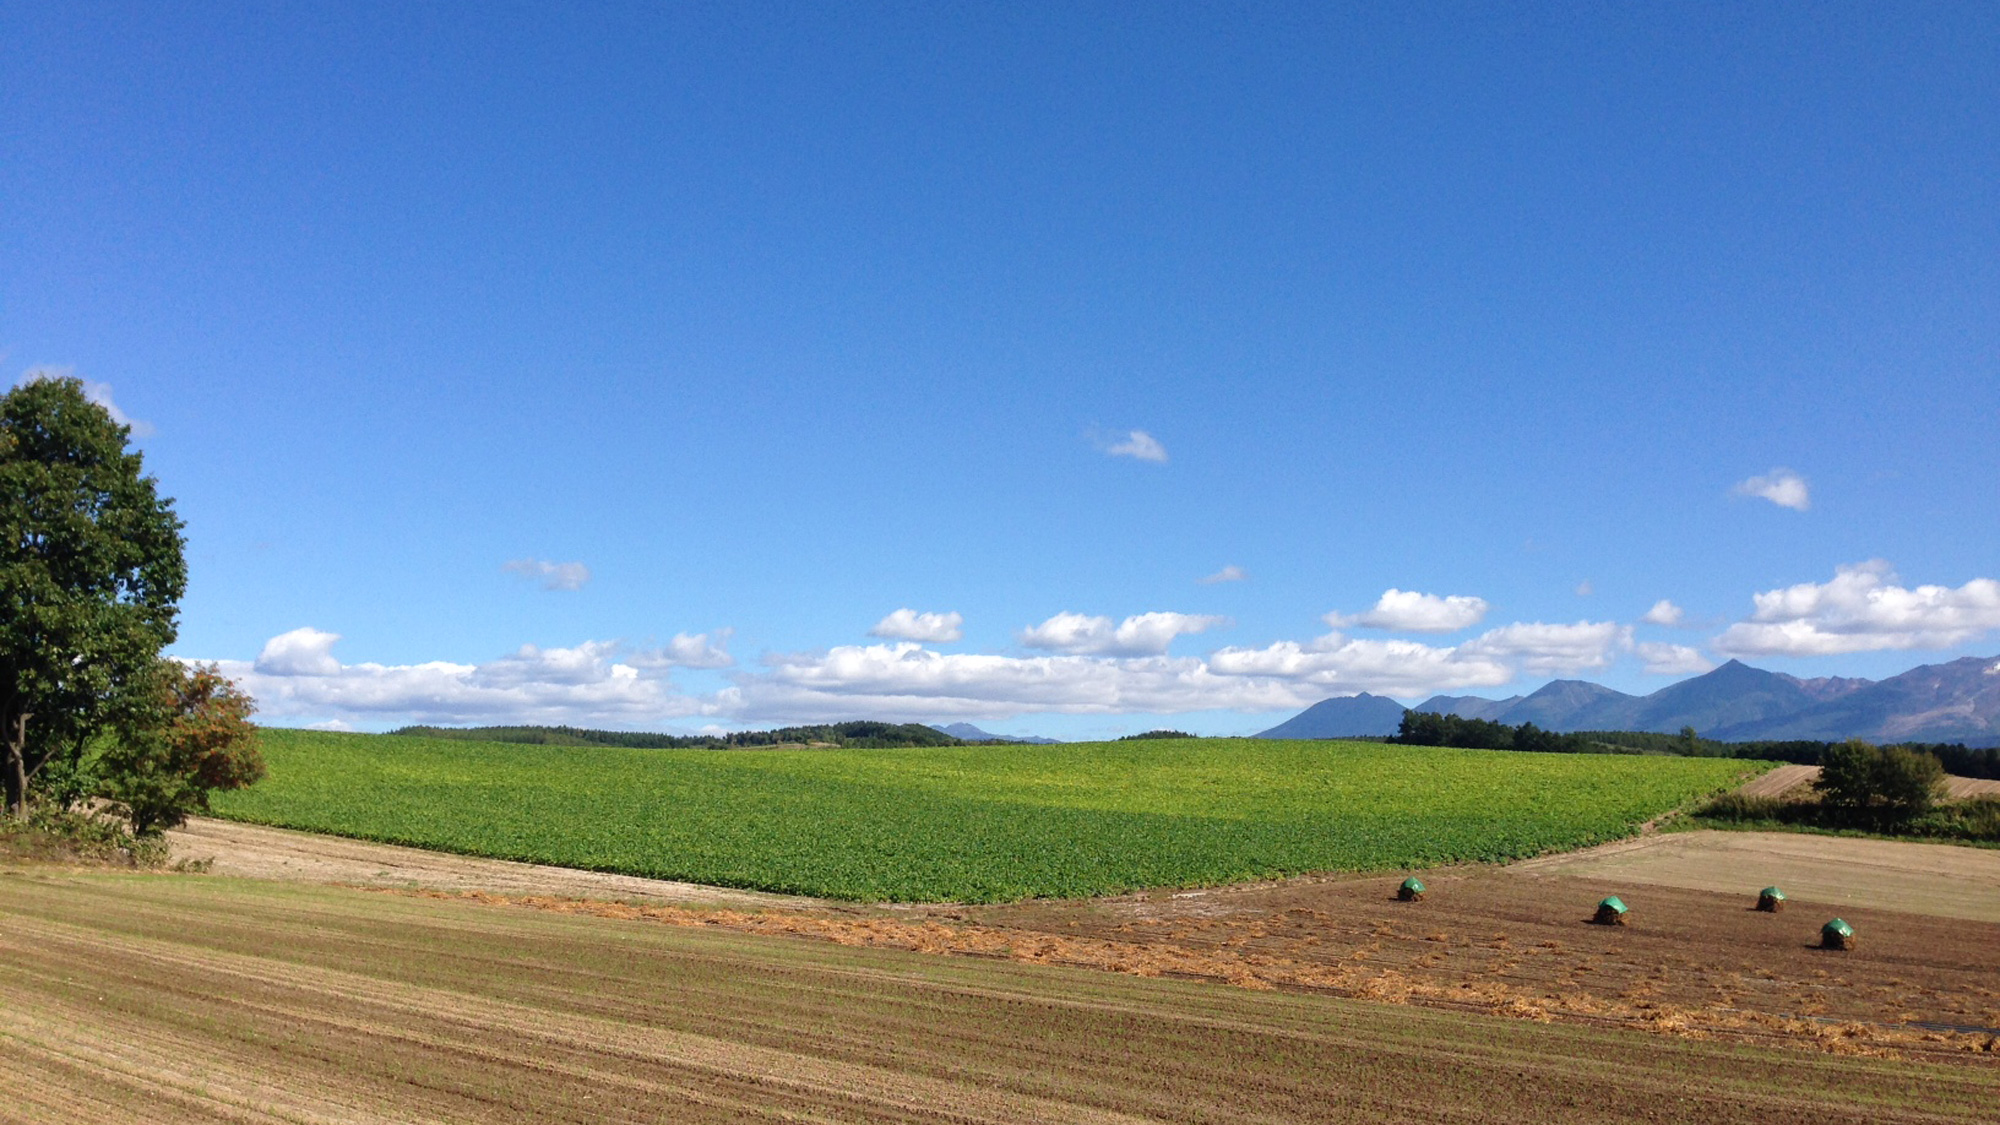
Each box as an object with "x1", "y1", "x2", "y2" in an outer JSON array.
[{"x1": 210, "y1": 730, "x2": 1764, "y2": 903}]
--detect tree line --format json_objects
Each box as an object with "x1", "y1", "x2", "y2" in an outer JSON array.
[
  {"x1": 1389, "y1": 709, "x2": 1999, "y2": 779},
  {"x1": 2, "y1": 377, "x2": 262, "y2": 852}
]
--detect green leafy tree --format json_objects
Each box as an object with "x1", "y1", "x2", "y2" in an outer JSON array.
[
  {"x1": 1814, "y1": 738, "x2": 1946, "y2": 829},
  {"x1": 97, "y1": 661, "x2": 263, "y2": 836},
  {"x1": 0, "y1": 377, "x2": 186, "y2": 816},
  {"x1": 1869, "y1": 744, "x2": 1947, "y2": 824}
]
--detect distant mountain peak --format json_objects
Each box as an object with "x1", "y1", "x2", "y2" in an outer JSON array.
[
  {"x1": 928, "y1": 722, "x2": 1061, "y2": 744},
  {"x1": 1255, "y1": 693, "x2": 1409, "y2": 739},
  {"x1": 1258, "y1": 652, "x2": 2000, "y2": 747}
]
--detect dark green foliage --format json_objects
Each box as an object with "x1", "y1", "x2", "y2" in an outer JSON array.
[
  {"x1": 1696, "y1": 744, "x2": 1997, "y2": 842},
  {"x1": 1814, "y1": 739, "x2": 1945, "y2": 829},
  {"x1": 389, "y1": 721, "x2": 962, "y2": 750},
  {"x1": 97, "y1": 662, "x2": 264, "y2": 836},
  {"x1": 1117, "y1": 730, "x2": 1195, "y2": 741},
  {"x1": 1392, "y1": 711, "x2": 1606, "y2": 754},
  {"x1": 1931, "y1": 795, "x2": 2000, "y2": 839},
  {"x1": 1398, "y1": 709, "x2": 2000, "y2": 780},
  {"x1": 1694, "y1": 792, "x2": 1795, "y2": 822},
  {"x1": 0, "y1": 376, "x2": 186, "y2": 816}
]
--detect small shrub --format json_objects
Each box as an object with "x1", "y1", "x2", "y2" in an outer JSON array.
[
  {"x1": 1696, "y1": 792, "x2": 1792, "y2": 822},
  {"x1": 0, "y1": 806, "x2": 162, "y2": 867},
  {"x1": 1911, "y1": 795, "x2": 2000, "y2": 843},
  {"x1": 1955, "y1": 795, "x2": 2000, "y2": 839}
]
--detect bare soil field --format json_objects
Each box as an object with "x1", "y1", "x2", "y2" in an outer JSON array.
[
  {"x1": 165, "y1": 817, "x2": 814, "y2": 910},
  {"x1": 1732, "y1": 763, "x2": 1821, "y2": 798},
  {"x1": 161, "y1": 817, "x2": 2000, "y2": 1059},
  {"x1": 2, "y1": 869, "x2": 1994, "y2": 1124},
  {"x1": 1730, "y1": 764, "x2": 2000, "y2": 801},
  {"x1": 1514, "y1": 829, "x2": 2000, "y2": 922}
]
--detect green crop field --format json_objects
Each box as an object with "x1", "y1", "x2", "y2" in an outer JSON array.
[{"x1": 210, "y1": 730, "x2": 1763, "y2": 902}]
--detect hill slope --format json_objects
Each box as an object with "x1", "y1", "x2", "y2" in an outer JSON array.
[{"x1": 1253, "y1": 693, "x2": 1409, "y2": 738}]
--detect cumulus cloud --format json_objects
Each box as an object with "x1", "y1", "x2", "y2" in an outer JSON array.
[
  {"x1": 1634, "y1": 642, "x2": 1714, "y2": 676},
  {"x1": 223, "y1": 588, "x2": 1876, "y2": 728},
  {"x1": 1104, "y1": 430, "x2": 1168, "y2": 463},
  {"x1": 1734, "y1": 468, "x2": 1811, "y2": 511},
  {"x1": 868, "y1": 609, "x2": 965, "y2": 643},
  {"x1": 218, "y1": 629, "x2": 730, "y2": 728},
  {"x1": 1019, "y1": 611, "x2": 1227, "y2": 656},
  {"x1": 1641, "y1": 600, "x2": 1685, "y2": 627},
  {"x1": 1326, "y1": 589, "x2": 1490, "y2": 633},
  {"x1": 628, "y1": 629, "x2": 736, "y2": 670},
  {"x1": 17, "y1": 366, "x2": 155, "y2": 436},
  {"x1": 1207, "y1": 634, "x2": 1514, "y2": 696},
  {"x1": 1199, "y1": 565, "x2": 1247, "y2": 585},
  {"x1": 1459, "y1": 621, "x2": 1633, "y2": 675},
  {"x1": 1712, "y1": 560, "x2": 2000, "y2": 656},
  {"x1": 254, "y1": 627, "x2": 343, "y2": 676},
  {"x1": 745, "y1": 643, "x2": 1327, "y2": 721},
  {"x1": 503, "y1": 558, "x2": 591, "y2": 591}
]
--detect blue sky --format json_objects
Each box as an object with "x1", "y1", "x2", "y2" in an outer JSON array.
[{"x1": 4, "y1": 2, "x2": 1996, "y2": 737}]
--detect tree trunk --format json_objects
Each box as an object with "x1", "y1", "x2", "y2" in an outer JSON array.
[{"x1": 3, "y1": 707, "x2": 30, "y2": 818}]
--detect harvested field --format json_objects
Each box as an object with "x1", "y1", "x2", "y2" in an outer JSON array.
[
  {"x1": 1, "y1": 869, "x2": 1995, "y2": 1124},
  {"x1": 162, "y1": 819, "x2": 2000, "y2": 1057},
  {"x1": 1727, "y1": 764, "x2": 2000, "y2": 801},
  {"x1": 165, "y1": 817, "x2": 815, "y2": 910},
  {"x1": 1732, "y1": 764, "x2": 1821, "y2": 799},
  {"x1": 1516, "y1": 830, "x2": 2000, "y2": 923},
  {"x1": 971, "y1": 854, "x2": 2000, "y2": 1051}
]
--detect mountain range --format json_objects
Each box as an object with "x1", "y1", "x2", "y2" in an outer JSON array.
[
  {"x1": 1253, "y1": 654, "x2": 2000, "y2": 746},
  {"x1": 929, "y1": 722, "x2": 1064, "y2": 744}
]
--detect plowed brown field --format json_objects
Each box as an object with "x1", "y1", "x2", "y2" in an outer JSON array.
[
  {"x1": 2, "y1": 869, "x2": 1995, "y2": 1124},
  {"x1": 163, "y1": 818, "x2": 2000, "y2": 1056}
]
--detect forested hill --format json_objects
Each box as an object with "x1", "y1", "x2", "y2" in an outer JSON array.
[{"x1": 387, "y1": 721, "x2": 965, "y2": 750}]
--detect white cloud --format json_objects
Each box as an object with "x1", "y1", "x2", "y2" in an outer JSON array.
[
  {"x1": 745, "y1": 643, "x2": 1324, "y2": 721},
  {"x1": 1207, "y1": 634, "x2": 1514, "y2": 696},
  {"x1": 868, "y1": 609, "x2": 965, "y2": 643},
  {"x1": 1574, "y1": 580, "x2": 1594, "y2": 597},
  {"x1": 1641, "y1": 600, "x2": 1685, "y2": 627},
  {"x1": 1105, "y1": 430, "x2": 1168, "y2": 463},
  {"x1": 1326, "y1": 589, "x2": 1490, "y2": 633},
  {"x1": 17, "y1": 366, "x2": 155, "y2": 436},
  {"x1": 1712, "y1": 560, "x2": 2000, "y2": 656},
  {"x1": 218, "y1": 629, "x2": 728, "y2": 728},
  {"x1": 1634, "y1": 642, "x2": 1714, "y2": 676},
  {"x1": 232, "y1": 581, "x2": 1916, "y2": 727},
  {"x1": 503, "y1": 558, "x2": 591, "y2": 591},
  {"x1": 1019, "y1": 611, "x2": 1227, "y2": 656},
  {"x1": 254, "y1": 627, "x2": 343, "y2": 676},
  {"x1": 1199, "y1": 565, "x2": 1247, "y2": 585},
  {"x1": 1459, "y1": 621, "x2": 1633, "y2": 675},
  {"x1": 628, "y1": 629, "x2": 736, "y2": 670},
  {"x1": 1733, "y1": 468, "x2": 1811, "y2": 511},
  {"x1": 475, "y1": 640, "x2": 628, "y2": 687},
  {"x1": 305, "y1": 719, "x2": 354, "y2": 732}
]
